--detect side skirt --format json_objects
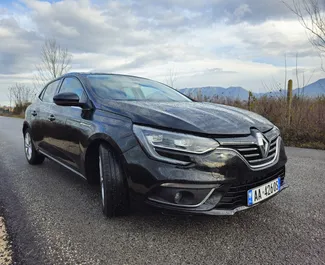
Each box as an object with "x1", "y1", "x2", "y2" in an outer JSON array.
[{"x1": 38, "y1": 149, "x2": 87, "y2": 181}]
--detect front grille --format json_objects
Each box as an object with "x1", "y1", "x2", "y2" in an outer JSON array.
[
  {"x1": 215, "y1": 167, "x2": 285, "y2": 210},
  {"x1": 223, "y1": 136, "x2": 278, "y2": 167}
]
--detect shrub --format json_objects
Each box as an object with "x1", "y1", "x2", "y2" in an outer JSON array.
[{"x1": 191, "y1": 94, "x2": 325, "y2": 150}]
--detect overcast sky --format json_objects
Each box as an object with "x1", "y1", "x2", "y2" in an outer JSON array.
[{"x1": 0, "y1": 0, "x2": 323, "y2": 105}]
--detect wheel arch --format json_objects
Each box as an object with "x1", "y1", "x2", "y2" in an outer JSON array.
[
  {"x1": 22, "y1": 121, "x2": 30, "y2": 135},
  {"x1": 83, "y1": 133, "x2": 124, "y2": 184}
]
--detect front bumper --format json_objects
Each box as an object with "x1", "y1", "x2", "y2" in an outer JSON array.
[
  {"x1": 206, "y1": 182, "x2": 289, "y2": 216},
  {"x1": 122, "y1": 136, "x2": 288, "y2": 216},
  {"x1": 146, "y1": 169, "x2": 289, "y2": 216}
]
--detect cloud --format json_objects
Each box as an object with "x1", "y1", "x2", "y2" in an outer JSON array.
[
  {"x1": 0, "y1": 16, "x2": 42, "y2": 75},
  {"x1": 232, "y1": 4, "x2": 252, "y2": 22},
  {"x1": 204, "y1": 67, "x2": 237, "y2": 74},
  {"x1": 130, "y1": 0, "x2": 299, "y2": 26},
  {"x1": 0, "y1": 0, "x2": 324, "y2": 105},
  {"x1": 21, "y1": 0, "x2": 161, "y2": 53}
]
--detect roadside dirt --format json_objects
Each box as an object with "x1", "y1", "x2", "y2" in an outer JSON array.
[{"x1": 0, "y1": 217, "x2": 12, "y2": 265}]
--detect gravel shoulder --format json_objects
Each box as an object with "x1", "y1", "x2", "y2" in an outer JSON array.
[{"x1": 0, "y1": 217, "x2": 12, "y2": 265}]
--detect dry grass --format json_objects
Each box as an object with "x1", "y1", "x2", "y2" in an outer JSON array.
[
  {"x1": 0, "y1": 113, "x2": 24, "y2": 119},
  {"x1": 0, "y1": 217, "x2": 12, "y2": 265},
  {"x1": 194, "y1": 95, "x2": 325, "y2": 150},
  {"x1": 2, "y1": 96, "x2": 325, "y2": 149}
]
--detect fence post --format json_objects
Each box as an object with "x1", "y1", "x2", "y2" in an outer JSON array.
[
  {"x1": 287, "y1": 79, "x2": 293, "y2": 125},
  {"x1": 248, "y1": 91, "x2": 253, "y2": 111},
  {"x1": 197, "y1": 88, "x2": 202, "y2": 101}
]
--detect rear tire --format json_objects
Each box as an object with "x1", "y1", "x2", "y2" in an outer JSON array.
[
  {"x1": 99, "y1": 143, "x2": 129, "y2": 218},
  {"x1": 24, "y1": 128, "x2": 45, "y2": 165}
]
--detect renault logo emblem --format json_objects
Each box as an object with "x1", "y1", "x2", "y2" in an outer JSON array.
[{"x1": 252, "y1": 130, "x2": 269, "y2": 158}]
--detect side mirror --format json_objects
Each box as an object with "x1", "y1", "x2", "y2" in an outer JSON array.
[{"x1": 53, "y1": 92, "x2": 84, "y2": 107}]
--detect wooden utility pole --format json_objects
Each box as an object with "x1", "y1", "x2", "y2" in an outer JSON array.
[
  {"x1": 248, "y1": 91, "x2": 253, "y2": 111},
  {"x1": 287, "y1": 79, "x2": 293, "y2": 125}
]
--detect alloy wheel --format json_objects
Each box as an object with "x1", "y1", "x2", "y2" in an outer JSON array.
[
  {"x1": 99, "y1": 155, "x2": 105, "y2": 206},
  {"x1": 24, "y1": 132, "x2": 32, "y2": 160}
]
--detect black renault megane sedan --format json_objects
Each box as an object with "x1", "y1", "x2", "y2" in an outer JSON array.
[{"x1": 23, "y1": 72, "x2": 288, "y2": 217}]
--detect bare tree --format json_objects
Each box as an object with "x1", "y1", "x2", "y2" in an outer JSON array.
[
  {"x1": 261, "y1": 54, "x2": 289, "y2": 98},
  {"x1": 294, "y1": 52, "x2": 316, "y2": 96},
  {"x1": 284, "y1": 53, "x2": 288, "y2": 92},
  {"x1": 7, "y1": 89, "x2": 12, "y2": 110},
  {"x1": 34, "y1": 38, "x2": 72, "y2": 90},
  {"x1": 165, "y1": 66, "x2": 178, "y2": 88},
  {"x1": 284, "y1": 0, "x2": 325, "y2": 53},
  {"x1": 262, "y1": 53, "x2": 316, "y2": 98},
  {"x1": 8, "y1": 83, "x2": 35, "y2": 113},
  {"x1": 295, "y1": 53, "x2": 301, "y2": 94}
]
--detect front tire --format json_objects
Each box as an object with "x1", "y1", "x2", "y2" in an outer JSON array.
[
  {"x1": 99, "y1": 143, "x2": 129, "y2": 218},
  {"x1": 24, "y1": 128, "x2": 45, "y2": 165}
]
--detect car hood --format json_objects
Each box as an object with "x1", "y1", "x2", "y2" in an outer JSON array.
[{"x1": 98, "y1": 101, "x2": 274, "y2": 135}]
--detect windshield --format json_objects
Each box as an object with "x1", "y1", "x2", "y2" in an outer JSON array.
[{"x1": 86, "y1": 74, "x2": 192, "y2": 102}]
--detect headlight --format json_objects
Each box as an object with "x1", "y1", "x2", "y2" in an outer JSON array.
[
  {"x1": 270, "y1": 126, "x2": 281, "y2": 138},
  {"x1": 133, "y1": 125, "x2": 219, "y2": 165},
  {"x1": 274, "y1": 126, "x2": 280, "y2": 135}
]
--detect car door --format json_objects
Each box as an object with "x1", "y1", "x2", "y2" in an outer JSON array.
[
  {"x1": 37, "y1": 79, "x2": 62, "y2": 156},
  {"x1": 50, "y1": 76, "x2": 87, "y2": 171},
  {"x1": 28, "y1": 91, "x2": 44, "y2": 147}
]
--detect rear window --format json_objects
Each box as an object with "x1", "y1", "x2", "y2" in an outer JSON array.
[{"x1": 86, "y1": 74, "x2": 191, "y2": 102}]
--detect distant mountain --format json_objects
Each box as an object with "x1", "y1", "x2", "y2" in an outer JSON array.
[
  {"x1": 180, "y1": 86, "x2": 251, "y2": 100},
  {"x1": 179, "y1": 78, "x2": 325, "y2": 100},
  {"x1": 294, "y1": 78, "x2": 325, "y2": 97}
]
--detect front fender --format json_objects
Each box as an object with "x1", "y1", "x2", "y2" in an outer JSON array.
[{"x1": 81, "y1": 110, "x2": 138, "y2": 162}]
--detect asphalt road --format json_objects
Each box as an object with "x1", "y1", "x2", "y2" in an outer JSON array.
[{"x1": 0, "y1": 116, "x2": 324, "y2": 265}]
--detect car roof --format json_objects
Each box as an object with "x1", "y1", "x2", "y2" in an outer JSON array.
[{"x1": 62, "y1": 72, "x2": 152, "y2": 81}]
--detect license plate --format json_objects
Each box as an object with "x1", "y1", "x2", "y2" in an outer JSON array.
[{"x1": 247, "y1": 177, "x2": 281, "y2": 206}]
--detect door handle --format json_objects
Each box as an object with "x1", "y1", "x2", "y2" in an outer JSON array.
[
  {"x1": 48, "y1": 114, "x2": 56, "y2": 121},
  {"x1": 31, "y1": 110, "x2": 37, "y2": 116}
]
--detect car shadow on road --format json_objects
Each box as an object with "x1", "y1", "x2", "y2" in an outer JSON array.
[{"x1": 42, "y1": 158, "x2": 268, "y2": 230}]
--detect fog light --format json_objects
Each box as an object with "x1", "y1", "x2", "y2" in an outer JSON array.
[{"x1": 174, "y1": 192, "x2": 182, "y2": 204}]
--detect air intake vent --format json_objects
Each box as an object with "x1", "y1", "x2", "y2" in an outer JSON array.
[{"x1": 215, "y1": 166, "x2": 285, "y2": 210}]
